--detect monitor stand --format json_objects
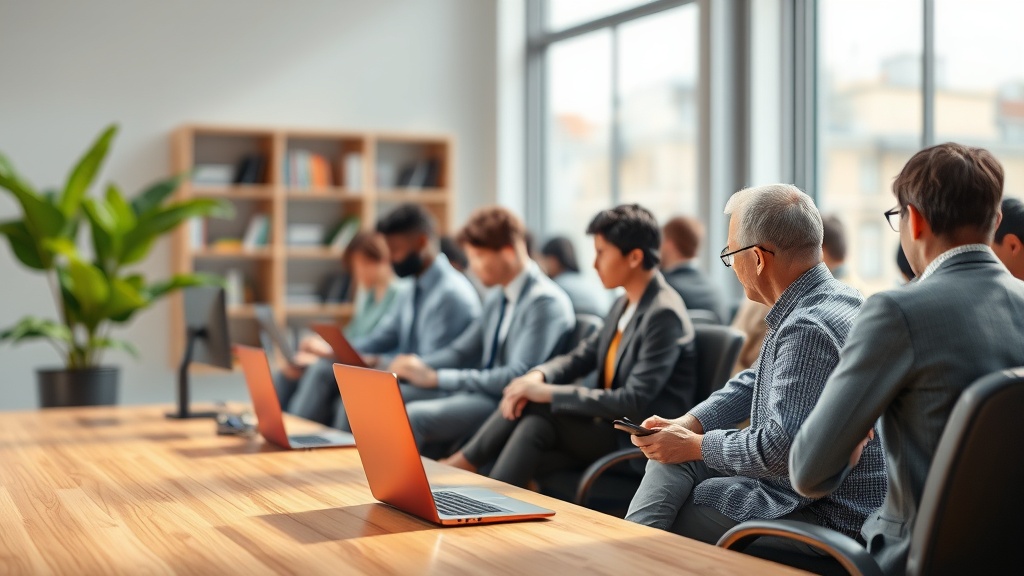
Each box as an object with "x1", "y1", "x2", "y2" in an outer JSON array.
[{"x1": 166, "y1": 327, "x2": 219, "y2": 419}]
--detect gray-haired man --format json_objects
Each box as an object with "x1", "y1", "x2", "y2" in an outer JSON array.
[{"x1": 625, "y1": 184, "x2": 887, "y2": 549}]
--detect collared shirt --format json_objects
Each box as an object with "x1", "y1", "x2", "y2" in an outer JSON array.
[
  {"x1": 917, "y1": 244, "x2": 993, "y2": 282},
  {"x1": 497, "y1": 262, "x2": 534, "y2": 346},
  {"x1": 688, "y1": 263, "x2": 886, "y2": 538}
]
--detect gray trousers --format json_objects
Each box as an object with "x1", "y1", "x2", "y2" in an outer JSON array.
[
  {"x1": 282, "y1": 358, "x2": 498, "y2": 450},
  {"x1": 626, "y1": 459, "x2": 826, "y2": 555}
]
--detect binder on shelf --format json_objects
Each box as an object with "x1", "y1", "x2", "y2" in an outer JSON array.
[
  {"x1": 325, "y1": 216, "x2": 361, "y2": 251},
  {"x1": 188, "y1": 218, "x2": 206, "y2": 249},
  {"x1": 233, "y1": 154, "x2": 266, "y2": 184},
  {"x1": 242, "y1": 215, "x2": 270, "y2": 249},
  {"x1": 225, "y1": 268, "x2": 245, "y2": 306},
  {"x1": 343, "y1": 153, "x2": 362, "y2": 191},
  {"x1": 287, "y1": 223, "x2": 325, "y2": 246}
]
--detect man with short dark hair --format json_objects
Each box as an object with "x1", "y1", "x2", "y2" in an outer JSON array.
[
  {"x1": 442, "y1": 204, "x2": 698, "y2": 488},
  {"x1": 992, "y1": 197, "x2": 1024, "y2": 280},
  {"x1": 385, "y1": 206, "x2": 575, "y2": 450},
  {"x1": 661, "y1": 215, "x2": 725, "y2": 322},
  {"x1": 791, "y1": 143, "x2": 1024, "y2": 576},
  {"x1": 287, "y1": 203, "x2": 481, "y2": 427},
  {"x1": 626, "y1": 185, "x2": 885, "y2": 550}
]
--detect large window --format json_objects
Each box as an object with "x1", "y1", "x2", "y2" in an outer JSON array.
[
  {"x1": 815, "y1": 0, "x2": 1022, "y2": 295},
  {"x1": 533, "y1": 0, "x2": 698, "y2": 272}
]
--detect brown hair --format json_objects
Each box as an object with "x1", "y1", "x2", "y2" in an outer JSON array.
[
  {"x1": 455, "y1": 206, "x2": 526, "y2": 251},
  {"x1": 662, "y1": 216, "x2": 704, "y2": 260},
  {"x1": 892, "y1": 142, "x2": 1004, "y2": 237},
  {"x1": 342, "y1": 231, "x2": 388, "y2": 269}
]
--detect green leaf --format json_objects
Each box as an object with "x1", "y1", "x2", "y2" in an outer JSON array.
[
  {"x1": 105, "y1": 276, "x2": 148, "y2": 323},
  {"x1": 0, "y1": 153, "x2": 66, "y2": 267},
  {"x1": 143, "y1": 272, "x2": 223, "y2": 301},
  {"x1": 105, "y1": 184, "x2": 136, "y2": 233},
  {"x1": 65, "y1": 259, "x2": 110, "y2": 330},
  {"x1": 82, "y1": 197, "x2": 118, "y2": 269},
  {"x1": 0, "y1": 317, "x2": 72, "y2": 345},
  {"x1": 130, "y1": 173, "x2": 187, "y2": 217},
  {"x1": 0, "y1": 220, "x2": 46, "y2": 269},
  {"x1": 61, "y1": 124, "x2": 117, "y2": 219},
  {"x1": 122, "y1": 198, "x2": 232, "y2": 264},
  {"x1": 89, "y1": 337, "x2": 139, "y2": 358},
  {"x1": 42, "y1": 237, "x2": 80, "y2": 259}
]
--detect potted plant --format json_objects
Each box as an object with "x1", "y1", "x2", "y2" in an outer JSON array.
[{"x1": 0, "y1": 124, "x2": 233, "y2": 407}]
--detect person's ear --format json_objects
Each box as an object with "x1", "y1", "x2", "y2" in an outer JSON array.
[
  {"x1": 907, "y1": 205, "x2": 928, "y2": 240},
  {"x1": 629, "y1": 248, "x2": 644, "y2": 269},
  {"x1": 414, "y1": 233, "x2": 429, "y2": 253},
  {"x1": 753, "y1": 247, "x2": 766, "y2": 275},
  {"x1": 1007, "y1": 233, "x2": 1023, "y2": 255}
]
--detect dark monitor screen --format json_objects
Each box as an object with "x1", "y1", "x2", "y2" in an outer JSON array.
[{"x1": 183, "y1": 286, "x2": 232, "y2": 369}]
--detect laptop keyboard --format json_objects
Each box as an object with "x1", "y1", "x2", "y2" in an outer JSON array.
[
  {"x1": 433, "y1": 490, "x2": 505, "y2": 516},
  {"x1": 289, "y1": 434, "x2": 332, "y2": 446}
]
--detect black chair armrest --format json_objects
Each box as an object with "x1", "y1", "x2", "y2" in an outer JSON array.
[
  {"x1": 717, "y1": 520, "x2": 882, "y2": 576},
  {"x1": 574, "y1": 447, "x2": 647, "y2": 506}
]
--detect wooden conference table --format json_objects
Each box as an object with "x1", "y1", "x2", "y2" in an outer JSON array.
[{"x1": 0, "y1": 406, "x2": 807, "y2": 575}]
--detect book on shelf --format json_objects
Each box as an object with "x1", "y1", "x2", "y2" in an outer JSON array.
[
  {"x1": 287, "y1": 223, "x2": 325, "y2": 246},
  {"x1": 324, "y1": 216, "x2": 361, "y2": 251},
  {"x1": 395, "y1": 159, "x2": 441, "y2": 189},
  {"x1": 343, "y1": 153, "x2": 362, "y2": 191},
  {"x1": 242, "y1": 214, "x2": 270, "y2": 249},
  {"x1": 233, "y1": 154, "x2": 267, "y2": 184},
  {"x1": 225, "y1": 268, "x2": 245, "y2": 306},
  {"x1": 320, "y1": 271, "x2": 353, "y2": 303},
  {"x1": 188, "y1": 218, "x2": 206, "y2": 249},
  {"x1": 210, "y1": 238, "x2": 244, "y2": 253},
  {"x1": 285, "y1": 150, "x2": 334, "y2": 189},
  {"x1": 192, "y1": 164, "x2": 234, "y2": 185}
]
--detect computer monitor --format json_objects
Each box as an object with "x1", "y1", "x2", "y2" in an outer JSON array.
[{"x1": 167, "y1": 286, "x2": 232, "y2": 419}]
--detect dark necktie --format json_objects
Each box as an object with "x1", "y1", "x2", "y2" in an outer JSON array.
[
  {"x1": 485, "y1": 294, "x2": 508, "y2": 369},
  {"x1": 407, "y1": 283, "x2": 422, "y2": 353}
]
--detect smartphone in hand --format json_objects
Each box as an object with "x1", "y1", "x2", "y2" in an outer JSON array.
[{"x1": 613, "y1": 417, "x2": 656, "y2": 436}]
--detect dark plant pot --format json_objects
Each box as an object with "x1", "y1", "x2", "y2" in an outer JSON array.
[{"x1": 37, "y1": 366, "x2": 120, "y2": 408}]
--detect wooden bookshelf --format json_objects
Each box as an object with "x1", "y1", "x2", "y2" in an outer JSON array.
[{"x1": 170, "y1": 124, "x2": 454, "y2": 369}]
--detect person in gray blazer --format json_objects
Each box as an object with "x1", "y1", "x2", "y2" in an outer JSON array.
[
  {"x1": 661, "y1": 215, "x2": 726, "y2": 322},
  {"x1": 790, "y1": 143, "x2": 1024, "y2": 576},
  {"x1": 540, "y1": 236, "x2": 613, "y2": 317},
  {"x1": 625, "y1": 185, "x2": 886, "y2": 550},
  {"x1": 387, "y1": 207, "x2": 575, "y2": 450},
  {"x1": 442, "y1": 204, "x2": 698, "y2": 488},
  {"x1": 286, "y1": 204, "x2": 481, "y2": 427}
]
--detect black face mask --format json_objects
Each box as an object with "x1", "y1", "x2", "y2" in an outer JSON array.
[{"x1": 392, "y1": 251, "x2": 423, "y2": 278}]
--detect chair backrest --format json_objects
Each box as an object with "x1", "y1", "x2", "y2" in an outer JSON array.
[
  {"x1": 907, "y1": 367, "x2": 1024, "y2": 576},
  {"x1": 565, "y1": 313, "x2": 604, "y2": 353},
  {"x1": 693, "y1": 324, "x2": 745, "y2": 403},
  {"x1": 687, "y1": 308, "x2": 721, "y2": 326}
]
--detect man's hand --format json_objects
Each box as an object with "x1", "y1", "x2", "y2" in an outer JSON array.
[
  {"x1": 849, "y1": 428, "x2": 875, "y2": 469},
  {"x1": 388, "y1": 354, "x2": 438, "y2": 389},
  {"x1": 499, "y1": 371, "x2": 551, "y2": 420},
  {"x1": 298, "y1": 335, "x2": 332, "y2": 358},
  {"x1": 631, "y1": 420, "x2": 704, "y2": 464}
]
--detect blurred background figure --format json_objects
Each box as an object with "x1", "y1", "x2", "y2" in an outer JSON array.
[
  {"x1": 821, "y1": 214, "x2": 869, "y2": 295},
  {"x1": 343, "y1": 231, "x2": 402, "y2": 340},
  {"x1": 660, "y1": 216, "x2": 725, "y2": 323},
  {"x1": 442, "y1": 235, "x2": 487, "y2": 300},
  {"x1": 896, "y1": 245, "x2": 916, "y2": 284},
  {"x1": 539, "y1": 236, "x2": 612, "y2": 317},
  {"x1": 992, "y1": 197, "x2": 1024, "y2": 280}
]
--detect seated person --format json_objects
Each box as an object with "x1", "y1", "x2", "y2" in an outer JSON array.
[
  {"x1": 285, "y1": 204, "x2": 481, "y2": 426},
  {"x1": 821, "y1": 214, "x2": 870, "y2": 295},
  {"x1": 790, "y1": 143, "x2": 1024, "y2": 576},
  {"x1": 441, "y1": 235, "x2": 486, "y2": 300},
  {"x1": 992, "y1": 197, "x2": 1024, "y2": 280},
  {"x1": 386, "y1": 207, "x2": 575, "y2": 450},
  {"x1": 661, "y1": 215, "x2": 726, "y2": 322},
  {"x1": 273, "y1": 231, "x2": 401, "y2": 407},
  {"x1": 625, "y1": 184, "x2": 885, "y2": 549},
  {"x1": 540, "y1": 236, "x2": 612, "y2": 317},
  {"x1": 443, "y1": 204, "x2": 698, "y2": 488}
]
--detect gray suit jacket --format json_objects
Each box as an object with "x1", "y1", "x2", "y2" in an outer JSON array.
[
  {"x1": 538, "y1": 272, "x2": 698, "y2": 450},
  {"x1": 421, "y1": 264, "x2": 575, "y2": 399},
  {"x1": 790, "y1": 249, "x2": 1024, "y2": 575},
  {"x1": 663, "y1": 263, "x2": 726, "y2": 323}
]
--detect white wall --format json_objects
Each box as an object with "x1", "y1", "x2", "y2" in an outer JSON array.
[{"x1": 0, "y1": 0, "x2": 498, "y2": 410}]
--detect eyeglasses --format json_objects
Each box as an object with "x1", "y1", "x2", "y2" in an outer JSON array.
[
  {"x1": 720, "y1": 244, "x2": 775, "y2": 267},
  {"x1": 884, "y1": 205, "x2": 903, "y2": 232}
]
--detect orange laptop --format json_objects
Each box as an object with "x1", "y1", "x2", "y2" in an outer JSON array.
[
  {"x1": 333, "y1": 363, "x2": 555, "y2": 525},
  {"x1": 235, "y1": 345, "x2": 355, "y2": 449},
  {"x1": 310, "y1": 323, "x2": 368, "y2": 367}
]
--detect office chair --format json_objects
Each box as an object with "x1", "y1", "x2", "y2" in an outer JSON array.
[
  {"x1": 717, "y1": 366, "x2": 1024, "y2": 576},
  {"x1": 687, "y1": 308, "x2": 721, "y2": 326},
  {"x1": 538, "y1": 324, "x2": 745, "y2": 516}
]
